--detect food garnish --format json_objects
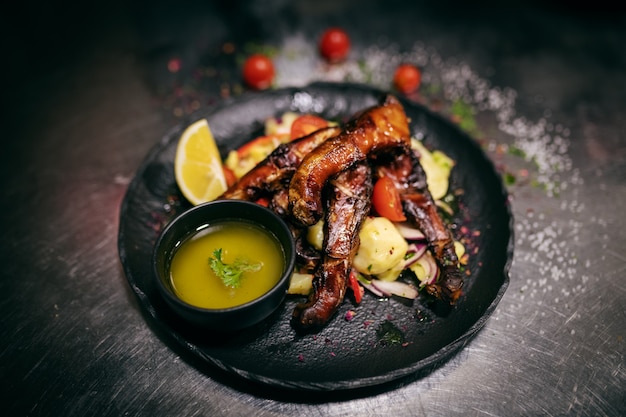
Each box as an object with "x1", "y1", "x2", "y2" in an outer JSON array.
[
  {"x1": 372, "y1": 176, "x2": 407, "y2": 222},
  {"x1": 170, "y1": 222, "x2": 282, "y2": 309},
  {"x1": 289, "y1": 114, "x2": 330, "y2": 140},
  {"x1": 224, "y1": 114, "x2": 333, "y2": 180},
  {"x1": 209, "y1": 248, "x2": 262, "y2": 288},
  {"x1": 174, "y1": 119, "x2": 228, "y2": 205},
  {"x1": 176, "y1": 96, "x2": 465, "y2": 331}
]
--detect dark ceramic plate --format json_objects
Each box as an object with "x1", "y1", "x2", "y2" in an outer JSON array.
[{"x1": 118, "y1": 82, "x2": 513, "y2": 391}]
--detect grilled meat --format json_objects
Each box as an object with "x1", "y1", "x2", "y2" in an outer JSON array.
[
  {"x1": 292, "y1": 161, "x2": 372, "y2": 330},
  {"x1": 374, "y1": 146, "x2": 463, "y2": 303},
  {"x1": 220, "y1": 126, "x2": 341, "y2": 202},
  {"x1": 216, "y1": 94, "x2": 463, "y2": 331},
  {"x1": 288, "y1": 95, "x2": 411, "y2": 227}
]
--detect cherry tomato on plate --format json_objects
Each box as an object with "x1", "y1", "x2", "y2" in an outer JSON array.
[
  {"x1": 236, "y1": 135, "x2": 282, "y2": 158},
  {"x1": 372, "y1": 176, "x2": 407, "y2": 222},
  {"x1": 242, "y1": 54, "x2": 275, "y2": 90},
  {"x1": 290, "y1": 115, "x2": 329, "y2": 140},
  {"x1": 223, "y1": 166, "x2": 237, "y2": 187},
  {"x1": 319, "y1": 28, "x2": 350, "y2": 62},
  {"x1": 393, "y1": 63, "x2": 422, "y2": 94}
]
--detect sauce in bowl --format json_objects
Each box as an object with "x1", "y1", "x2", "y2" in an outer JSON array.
[{"x1": 169, "y1": 220, "x2": 285, "y2": 309}]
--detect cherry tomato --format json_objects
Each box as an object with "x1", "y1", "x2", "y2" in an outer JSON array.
[
  {"x1": 393, "y1": 64, "x2": 421, "y2": 94},
  {"x1": 242, "y1": 54, "x2": 275, "y2": 90},
  {"x1": 372, "y1": 176, "x2": 407, "y2": 222},
  {"x1": 236, "y1": 135, "x2": 281, "y2": 158},
  {"x1": 290, "y1": 115, "x2": 329, "y2": 140},
  {"x1": 319, "y1": 28, "x2": 350, "y2": 62},
  {"x1": 255, "y1": 197, "x2": 270, "y2": 207},
  {"x1": 223, "y1": 166, "x2": 237, "y2": 187}
]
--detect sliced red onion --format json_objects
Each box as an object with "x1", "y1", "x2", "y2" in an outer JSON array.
[
  {"x1": 395, "y1": 222, "x2": 426, "y2": 241},
  {"x1": 435, "y1": 200, "x2": 454, "y2": 216},
  {"x1": 361, "y1": 281, "x2": 385, "y2": 298},
  {"x1": 402, "y1": 242, "x2": 428, "y2": 269},
  {"x1": 418, "y1": 250, "x2": 439, "y2": 285},
  {"x1": 370, "y1": 279, "x2": 419, "y2": 299}
]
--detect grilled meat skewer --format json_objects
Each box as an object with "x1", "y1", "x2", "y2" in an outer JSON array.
[{"x1": 271, "y1": 187, "x2": 321, "y2": 272}]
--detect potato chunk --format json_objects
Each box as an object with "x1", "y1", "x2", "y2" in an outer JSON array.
[{"x1": 353, "y1": 217, "x2": 408, "y2": 276}]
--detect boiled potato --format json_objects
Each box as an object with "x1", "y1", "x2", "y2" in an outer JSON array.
[
  {"x1": 306, "y1": 219, "x2": 324, "y2": 251},
  {"x1": 353, "y1": 217, "x2": 408, "y2": 275},
  {"x1": 287, "y1": 272, "x2": 314, "y2": 295},
  {"x1": 376, "y1": 261, "x2": 405, "y2": 281},
  {"x1": 411, "y1": 138, "x2": 454, "y2": 200},
  {"x1": 265, "y1": 112, "x2": 299, "y2": 136}
]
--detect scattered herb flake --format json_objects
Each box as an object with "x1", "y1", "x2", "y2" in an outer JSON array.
[
  {"x1": 450, "y1": 99, "x2": 478, "y2": 134},
  {"x1": 376, "y1": 320, "x2": 404, "y2": 346},
  {"x1": 415, "y1": 309, "x2": 432, "y2": 323},
  {"x1": 504, "y1": 172, "x2": 517, "y2": 186},
  {"x1": 508, "y1": 145, "x2": 526, "y2": 158}
]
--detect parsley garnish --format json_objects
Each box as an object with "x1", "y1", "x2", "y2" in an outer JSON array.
[
  {"x1": 376, "y1": 320, "x2": 404, "y2": 346},
  {"x1": 209, "y1": 248, "x2": 262, "y2": 288}
]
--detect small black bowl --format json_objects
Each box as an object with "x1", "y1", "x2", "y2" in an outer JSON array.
[{"x1": 152, "y1": 200, "x2": 296, "y2": 332}]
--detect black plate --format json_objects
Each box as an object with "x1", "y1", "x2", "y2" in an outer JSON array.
[{"x1": 118, "y1": 82, "x2": 513, "y2": 391}]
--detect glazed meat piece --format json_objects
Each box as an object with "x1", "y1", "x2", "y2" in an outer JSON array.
[
  {"x1": 288, "y1": 95, "x2": 410, "y2": 227},
  {"x1": 217, "y1": 95, "x2": 462, "y2": 332},
  {"x1": 218, "y1": 126, "x2": 340, "y2": 274},
  {"x1": 269, "y1": 188, "x2": 321, "y2": 271},
  {"x1": 268, "y1": 187, "x2": 290, "y2": 218},
  {"x1": 220, "y1": 125, "x2": 341, "y2": 201},
  {"x1": 292, "y1": 161, "x2": 372, "y2": 330},
  {"x1": 374, "y1": 146, "x2": 463, "y2": 303}
]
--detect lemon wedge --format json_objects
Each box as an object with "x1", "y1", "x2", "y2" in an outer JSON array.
[{"x1": 175, "y1": 119, "x2": 227, "y2": 205}]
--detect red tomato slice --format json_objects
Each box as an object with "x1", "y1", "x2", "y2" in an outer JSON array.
[
  {"x1": 223, "y1": 166, "x2": 237, "y2": 187},
  {"x1": 290, "y1": 115, "x2": 329, "y2": 140},
  {"x1": 236, "y1": 135, "x2": 280, "y2": 158},
  {"x1": 372, "y1": 176, "x2": 407, "y2": 222}
]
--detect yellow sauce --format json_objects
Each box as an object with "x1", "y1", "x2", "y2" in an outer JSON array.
[{"x1": 169, "y1": 221, "x2": 285, "y2": 309}]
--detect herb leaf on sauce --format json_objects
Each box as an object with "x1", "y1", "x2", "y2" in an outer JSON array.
[{"x1": 209, "y1": 248, "x2": 262, "y2": 288}]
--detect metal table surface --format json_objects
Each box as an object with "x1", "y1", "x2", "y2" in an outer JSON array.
[{"x1": 2, "y1": 1, "x2": 625, "y2": 415}]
